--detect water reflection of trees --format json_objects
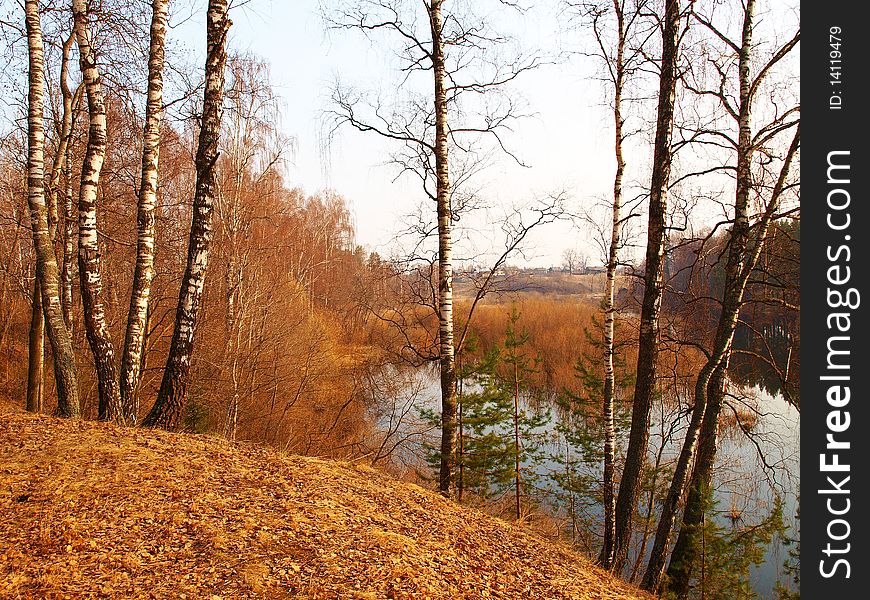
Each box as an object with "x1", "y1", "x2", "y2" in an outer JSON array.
[{"x1": 361, "y1": 296, "x2": 798, "y2": 598}]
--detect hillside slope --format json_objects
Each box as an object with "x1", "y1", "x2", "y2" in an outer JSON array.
[{"x1": 0, "y1": 412, "x2": 653, "y2": 599}]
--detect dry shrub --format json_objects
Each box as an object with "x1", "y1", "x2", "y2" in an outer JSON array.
[
  {"x1": 0, "y1": 98, "x2": 375, "y2": 455},
  {"x1": 458, "y1": 296, "x2": 637, "y2": 395}
]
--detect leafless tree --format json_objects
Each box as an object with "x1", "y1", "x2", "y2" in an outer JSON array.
[
  {"x1": 26, "y1": 25, "x2": 83, "y2": 413},
  {"x1": 143, "y1": 0, "x2": 231, "y2": 430},
  {"x1": 73, "y1": 0, "x2": 122, "y2": 420},
  {"x1": 642, "y1": 0, "x2": 799, "y2": 592},
  {"x1": 214, "y1": 53, "x2": 287, "y2": 440},
  {"x1": 120, "y1": 0, "x2": 169, "y2": 424},
  {"x1": 24, "y1": 0, "x2": 79, "y2": 417},
  {"x1": 561, "y1": 247, "x2": 587, "y2": 275},
  {"x1": 327, "y1": 0, "x2": 543, "y2": 496},
  {"x1": 612, "y1": 0, "x2": 683, "y2": 572},
  {"x1": 572, "y1": 0, "x2": 652, "y2": 568}
]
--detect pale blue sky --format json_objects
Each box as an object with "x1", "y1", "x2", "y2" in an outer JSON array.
[
  {"x1": 163, "y1": 0, "x2": 799, "y2": 268},
  {"x1": 168, "y1": 0, "x2": 619, "y2": 267}
]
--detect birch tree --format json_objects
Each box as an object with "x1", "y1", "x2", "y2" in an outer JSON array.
[
  {"x1": 329, "y1": 0, "x2": 541, "y2": 496},
  {"x1": 214, "y1": 54, "x2": 286, "y2": 440},
  {"x1": 612, "y1": 0, "x2": 682, "y2": 571},
  {"x1": 56, "y1": 29, "x2": 84, "y2": 331},
  {"x1": 143, "y1": 0, "x2": 231, "y2": 430},
  {"x1": 120, "y1": 0, "x2": 169, "y2": 424},
  {"x1": 663, "y1": 132, "x2": 799, "y2": 598},
  {"x1": 643, "y1": 1, "x2": 800, "y2": 592},
  {"x1": 60, "y1": 129, "x2": 76, "y2": 329},
  {"x1": 47, "y1": 29, "x2": 82, "y2": 242},
  {"x1": 24, "y1": 0, "x2": 79, "y2": 417},
  {"x1": 73, "y1": 0, "x2": 121, "y2": 421},
  {"x1": 27, "y1": 27, "x2": 81, "y2": 414},
  {"x1": 578, "y1": 0, "x2": 650, "y2": 569},
  {"x1": 429, "y1": 0, "x2": 456, "y2": 497},
  {"x1": 598, "y1": 5, "x2": 624, "y2": 568}
]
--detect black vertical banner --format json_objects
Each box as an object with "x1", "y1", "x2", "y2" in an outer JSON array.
[{"x1": 802, "y1": 3, "x2": 869, "y2": 597}]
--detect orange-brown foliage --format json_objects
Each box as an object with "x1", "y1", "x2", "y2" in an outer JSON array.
[
  {"x1": 458, "y1": 297, "x2": 600, "y2": 393},
  {"x1": 0, "y1": 87, "x2": 375, "y2": 457}
]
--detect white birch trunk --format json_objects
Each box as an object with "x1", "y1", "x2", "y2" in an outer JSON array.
[
  {"x1": 57, "y1": 30, "x2": 84, "y2": 331},
  {"x1": 61, "y1": 126, "x2": 76, "y2": 330},
  {"x1": 664, "y1": 18, "x2": 799, "y2": 592},
  {"x1": 120, "y1": 0, "x2": 169, "y2": 424},
  {"x1": 143, "y1": 0, "x2": 231, "y2": 430},
  {"x1": 73, "y1": 0, "x2": 121, "y2": 421},
  {"x1": 48, "y1": 31, "x2": 79, "y2": 241},
  {"x1": 598, "y1": 0, "x2": 626, "y2": 569},
  {"x1": 430, "y1": 0, "x2": 458, "y2": 497},
  {"x1": 29, "y1": 30, "x2": 78, "y2": 417},
  {"x1": 25, "y1": 0, "x2": 80, "y2": 417},
  {"x1": 647, "y1": 2, "x2": 799, "y2": 591}
]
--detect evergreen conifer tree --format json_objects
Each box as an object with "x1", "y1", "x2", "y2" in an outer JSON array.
[
  {"x1": 551, "y1": 318, "x2": 633, "y2": 546},
  {"x1": 423, "y1": 307, "x2": 549, "y2": 516}
]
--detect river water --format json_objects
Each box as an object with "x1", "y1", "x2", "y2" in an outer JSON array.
[
  {"x1": 373, "y1": 368, "x2": 800, "y2": 598},
  {"x1": 538, "y1": 382, "x2": 798, "y2": 598}
]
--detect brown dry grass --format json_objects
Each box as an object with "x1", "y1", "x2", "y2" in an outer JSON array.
[
  {"x1": 0, "y1": 412, "x2": 654, "y2": 600},
  {"x1": 458, "y1": 297, "x2": 635, "y2": 394}
]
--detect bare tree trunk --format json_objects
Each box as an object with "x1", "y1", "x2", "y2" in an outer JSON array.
[
  {"x1": 26, "y1": 278, "x2": 43, "y2": 412},
  {"x1": 612, "y1": 0, "x2": 680, "y2": 572},
  {"x1": 430, "y1": 0, "x2": 458, "y2": 497},
  {"x1": 58, "y1": 36, "x2": 83, "y2": 331},
  {"x1": 597, "y1": 0, "x2": 627, "y2": 570},
  {"x1": 73, "y1": 0, "x2": 121, "y2": 421},
  {"x1": 513, "y1": 362, "x2": 521, "y2": 520},
  {"x1": 143, "y1": 0, "x2": 231, "y2": 430},
  {"x1": 219, "y1": 160, "x2": 244, "y2": 440},
  {"x1": 120, "y1": 0, "x2": 169, "y2": 424},
  {"x1": 666, "y1": 129, "x2": 800, "y2": 599},
  {"x1": 664, "y1": 128, "x2": 798, "y2": 595},
  {"x1": 48, "y1": 30, "x2": 81, "y2": 241},
  {"x1": 61, "y1": 132, "x2": 76, "y2": 330},
  {"x1": 644, "y1": 3, "x2": 799, "y2": 590},
  {"x1": 27, "y1": 30, "x2": 78, "y2": 417},
  {"x1": 25, "y1": 0, "x2": 79, "y2": 418},
  {"x1": 222, "y1": 266, "x2": 242, "y2": 441},
  {"x1": 628, "y1": 430, "x2": 669, "y2": 583},
  {"x1": 665, "y1": 365, "x2": 725, "y2": 596},
  {"x1": 32, "y1": 30, "x2": 83, "y2": 413},
  {"x1": 642, "y1": 322, "x2": 733, "y2": 590}
]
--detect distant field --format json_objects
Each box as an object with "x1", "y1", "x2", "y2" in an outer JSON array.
[{"x1": 455, "y1": 271, "x2": 631, "y2": 305}]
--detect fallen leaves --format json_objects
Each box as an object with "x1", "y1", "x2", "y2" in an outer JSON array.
[{"x1": 0, "y1": 412, "x2": 653, "y2": 599}]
